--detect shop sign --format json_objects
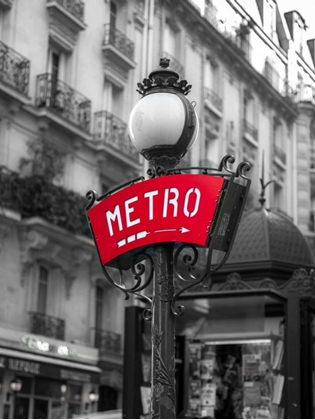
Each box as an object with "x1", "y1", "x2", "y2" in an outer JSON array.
[
  {"x1": 2, "y1": 356, "x2": 99, "y2": 383},
  {"x1": 21, "y1": 334, "x2": 78, "y2": 358},
  {"x1": 87, "y1": 174, "x2": 225, "y2": 268},
  {"x1": 8, "y1": 358, "x2": 41, "y2": 374}
]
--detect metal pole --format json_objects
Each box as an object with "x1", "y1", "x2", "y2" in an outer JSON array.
[{"x1": 151, "y1": 243, "x2": 176, "y2": 419}]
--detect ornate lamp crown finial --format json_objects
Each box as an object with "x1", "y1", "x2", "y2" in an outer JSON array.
[
  {"x1": 136, "y1": 57, "x2": 192, "y2": 96},
  {"x1": 160, "y1": 57, "x2": 170, "y2": 68}
]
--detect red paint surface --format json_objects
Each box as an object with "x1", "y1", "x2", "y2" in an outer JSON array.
[{"x1": 87, "y1": 174, "x2": 224, "y2": 266}]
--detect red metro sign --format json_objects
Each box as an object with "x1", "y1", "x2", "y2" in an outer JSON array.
[{"x1": 87, "y1": 174, "x2": 225, "y2": 269}]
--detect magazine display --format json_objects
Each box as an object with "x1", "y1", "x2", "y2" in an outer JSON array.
[{"x1": 187, "y1": 337, "x2": 284, "y2": 419}]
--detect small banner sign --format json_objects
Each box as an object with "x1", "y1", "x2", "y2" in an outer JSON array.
[{"x1": 87, "y1": 174, "x2": 225, "y2": 269}]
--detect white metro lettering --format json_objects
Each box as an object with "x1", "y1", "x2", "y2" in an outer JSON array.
[
  {"x1": 106, "y1": 205, "x2": 123, "y2": 236},
  {"x1": 144, "y1": 190, "x2": 158, "y2": 220},
  {"x1": 125, "y1": 196, "x2": 140, "y2": 227},
  {"x1": 163, "y1": 188, "x2": 179, "y2": 218},
  {"x1": 105, "y1": 186, "x2": 202, "y2": 237},
  {"x1": 183, "y1": 188, "x2": 201, "y2": 217}
]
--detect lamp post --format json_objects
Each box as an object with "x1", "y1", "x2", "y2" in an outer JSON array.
[
  {"x1": 128, "y1": 57, "x2": 199, "y2": 418},
  {"x1": 86, "y1": 58, "x2": 251, "y2": 419}
]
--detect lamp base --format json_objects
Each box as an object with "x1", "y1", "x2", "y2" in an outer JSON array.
[{"x1": 148, "y1": 155, "x2": 180, "y2": 177}]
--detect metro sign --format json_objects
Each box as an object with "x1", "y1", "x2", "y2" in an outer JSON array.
[{"x1": 87, "y1": 174, "x2": 225, "y2": 269}]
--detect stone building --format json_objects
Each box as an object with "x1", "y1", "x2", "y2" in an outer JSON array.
[{"x1": 1, "y1": 0, "x2": 315, "y2": 418}]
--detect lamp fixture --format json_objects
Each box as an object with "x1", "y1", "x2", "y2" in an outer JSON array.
[
  {"x1": 10, "y1": 378, "x2": 23, "y2": 393},
  {"x1": 88, "y1": 390, "x2": 99, "y2": 403},
  {"x1": 128, "y1": 57, "x2": 199, "y2": 171}
]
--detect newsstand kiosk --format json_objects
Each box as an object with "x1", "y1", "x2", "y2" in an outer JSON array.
[{"x1": 123, "y1": 272, "x2": 315, "y2": 419}]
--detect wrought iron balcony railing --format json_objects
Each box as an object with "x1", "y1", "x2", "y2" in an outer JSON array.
[
  {"x1": 161, "y1": 51, "x2": 184, "y2": 77},
  {"x1": 103, "y1": 24, "x2": 134, "y2": 62},
  {"x1": 94, "y1": 328, "x2": 121, "y2": 355},
  {"x1": 243, "y1": 119, "x2": 258, "y2": 141},
  {"x1": 36, "y1": 73, "x2": 91, "y2": 132},
  {"x1": 94, "y1": 110, "x2": 139, "y2": 163},
  {"x1": 204, "y1": 87, "x2": 223, "y2": 112},
  {"x1": 273, "y1": 144, "x2": 286, "y2": 165},
  {"x1": 54, "y1": 0, "x2": 85, "y2": 22},
  {"x1": 30, "y1": 312, "x2": 65, "y2": 340},
  {"x1": 0, "y1": 41, "x2": 30, "y2": 95}
]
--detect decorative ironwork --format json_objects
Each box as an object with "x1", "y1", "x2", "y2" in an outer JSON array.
[
  {"x1": 94, "y1": 328, "x2": 121, "y2": 355},
  {"x1": 161, "y1": 51, "x2": 184, "y2": 77},
  {"x1": 103, "y1": 24, "x2": 134, "y2": 62},
  {"x1": 94, "y1": 111, "x2": 139, "y2": 163},
  {"x1": 273, "y1": 144, "x2": 286, "y2": 165},
  {"x1": 54, "y1": 0, "x2": 85, "y2": 22},
  {"x1": 136, "y1": 57, "x2": 191, "y2": 97},
  {"x1": 29, "y1": 312, "x2": 65, "y2": 340},
  {"x1": 204, "y1": 87, "x2": 223, "y2": 112},
  {"x1": 216, "y1": 269, "x2": 315, "y2": 297},
  {"x1": 0, "y1": 41, "x2": 30, "y2": 95},
  {"x1": 36, "y1": 73, "x2": 91, "y2": 132},
  {"x1": 86, "y1": 154, "x2": 251, "y2": 419},
  {"x1": 85, "y1": 154, "x2": 251, "y2": 312},
  {"x1": 243, "y1": 119, "x2": 258, "y2": 141}
]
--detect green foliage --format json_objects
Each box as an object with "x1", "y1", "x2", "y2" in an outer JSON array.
[
  {"x1": 0, "y1": 167, "x2": 91, "y2": 237},
  {"x1": 19, "y1": 137, "x2": 64, "y2": 183}
]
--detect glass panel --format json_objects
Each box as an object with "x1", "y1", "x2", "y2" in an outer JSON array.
[
  {"x1": 68, "y1": 403, "x2": 81, "y2": 419},
  {"x1": 3, "y1": 404, "x2": 10, "y2": 419},
  {"x1": 33, "y1": 399, "x2": 48, "y2": 419},
  {"x1": 37, "y1": 266, "x2": 48, "y2": 314},
  {"x1": 18, "y1": 376, "x2": 32, "y2": 395},
  {"x1": 51, "y1": 401, "x2": 66, "y2": 419},
  {"x1": 69, "y1": 384, "x2": 82, "y2": 403},
  {"x1": 35, "y1": 377, "x2": 64, "y2": 399},
  {"x1": 14, "y1": 396, "x2": 29, "y2": 419}
]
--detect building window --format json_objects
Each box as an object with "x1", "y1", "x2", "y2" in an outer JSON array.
[
  {"x1": 37, "y1": 266, "x2": 49, "y2": 314},
  {"x1": 110, "y1": 1, "x2": 117, "y2": 29},
  {"x1": 95, "y1": 285, "x2": 103, "y2": 331},
  {"x1": 204, "y1": 57, "x2": 219, "y2": 93},
  {"x1": 265, "y1": 0, "x2": 276, "y2": 40}
]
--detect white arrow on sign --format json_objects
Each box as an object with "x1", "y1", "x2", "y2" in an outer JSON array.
[{"x1": 154, "y1": 227, "x2": 190, "y2": 234}]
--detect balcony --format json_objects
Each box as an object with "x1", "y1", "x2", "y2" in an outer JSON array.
[
  {"x1": 0, "y1": 0, "x2": 13, "y2": 9},
  {"x1": 204, "y1": 87, "x2": 223, "y2": 113},
  {"x1": 243, "y1": 119, "x2": 258, "y2": 142},
  {"x1": 0, "y1": 166, "x2": 90, "y2": 237},
  {"x1": 36, "y1": 73, "x2": 91, "y2": 133},
  {"x1": 0, "y1": 41, "x2": 30, "y2": 97},
  {"x1": 273, "y1": 144, "x2": 286, "y2": 166},
  {"x1": 46, "y1": 0, "x2": 86, "y2": 35},
  {"x1": 30, "y1": 312, "x2": 65, "y2": 340},
  {"x1": 205, "y1": 109, "x2": 220, "y2": 140},
  {"x1": 102, "y1": 24, "x2": 135, "y2": 84},
  {"x1": 161, "y1": 51, "x2": 184, "y2": 77},
  {"x1": 94, "y1": 328, "x2": 121, "y2": 356},
  {"x1": 296, "y1": 84, "x2": 315, "y2": 106},
  {"x1": 94, "y1": 110, "x2": 139, "y2": 165}
]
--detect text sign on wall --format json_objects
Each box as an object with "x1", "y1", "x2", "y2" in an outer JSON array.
[{"x1": 87, "y1": 174, "x2": 225, "y2": 269}]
